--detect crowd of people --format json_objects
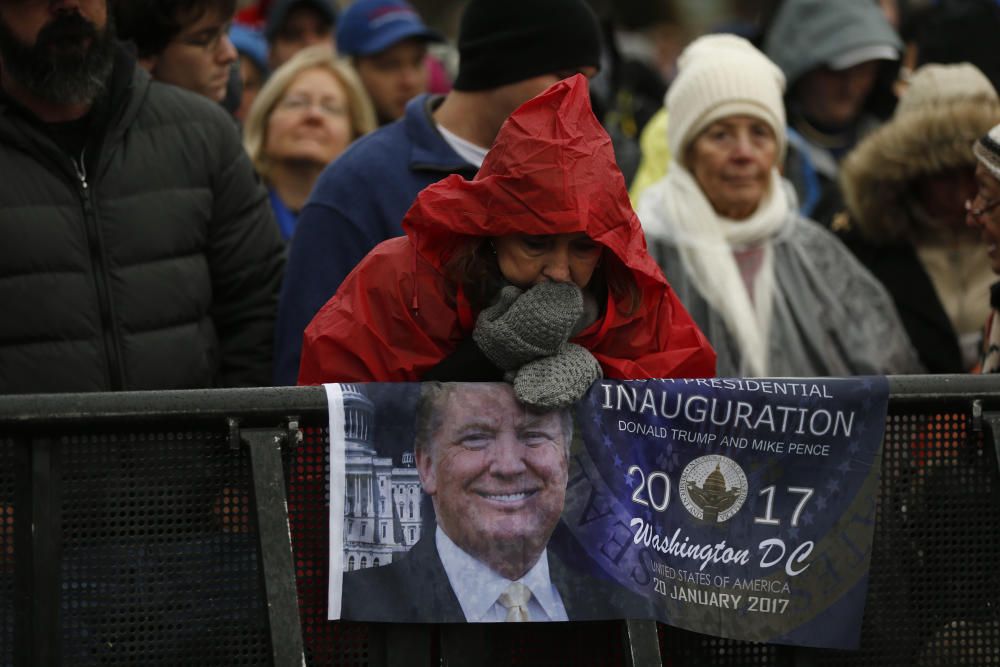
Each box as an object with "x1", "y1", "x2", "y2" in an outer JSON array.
[
  {"x1": 3, "y1": 0, "x2": 1000, "y2": 398},
  {"x1": 6, "y1": 0, "x2": 1000, "y2": 659}
]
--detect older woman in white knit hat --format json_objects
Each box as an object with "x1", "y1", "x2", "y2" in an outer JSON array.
[
  {"x1": 968, "y1": 122, "x2": 1000, "y2": 372},
  {"x1": 637, "y1": 34, "x2": 921, "y2": 377}
]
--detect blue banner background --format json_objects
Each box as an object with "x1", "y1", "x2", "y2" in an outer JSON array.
[{"x1": 563, "y1": 377, "x2": 889, "y2": 648}]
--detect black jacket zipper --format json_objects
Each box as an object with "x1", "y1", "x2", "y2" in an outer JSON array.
[{"x1": 73, "y1": 151, "x2": 124, "y2": 390}]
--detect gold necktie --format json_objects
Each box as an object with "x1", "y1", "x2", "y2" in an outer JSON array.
[{"x1": 498, "y1": 582, "x2": 532, "y2": 622}]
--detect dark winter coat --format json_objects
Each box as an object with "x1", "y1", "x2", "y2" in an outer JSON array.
[{"x1": 0, "y1": 48, "x2": 284, "y2": 393}]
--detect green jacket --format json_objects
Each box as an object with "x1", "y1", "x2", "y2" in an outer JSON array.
[
  {"x1": 628, "y1": 107, "x2": 669, "y2": 209},
  {"x1": 0, "y1": 48, "x2": 284, "y2": 393}
]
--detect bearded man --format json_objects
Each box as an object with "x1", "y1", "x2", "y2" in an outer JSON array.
[{"x1": 0, "y1": 0, "x2": 284, "y2": 393}]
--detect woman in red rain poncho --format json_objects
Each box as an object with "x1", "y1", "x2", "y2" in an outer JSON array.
[{"x1": 298, "y1": 74, "x2": 715, "y2": 393}]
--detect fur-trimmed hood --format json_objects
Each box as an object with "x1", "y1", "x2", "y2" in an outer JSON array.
[{"x1": 840, "y1": 96, "x2": 1000, "y2": 244}]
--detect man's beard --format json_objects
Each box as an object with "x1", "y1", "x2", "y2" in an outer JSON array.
[{"x1": 0, "y1": 10, "x2": 115, "y2": 107}]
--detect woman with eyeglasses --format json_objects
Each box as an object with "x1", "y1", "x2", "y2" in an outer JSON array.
[
  {"x1": 839, "y1": 63, "x2": 1000, "y2": 373},
  {"x1": 243, "y1": 45, "x2": 376, "y2": 241}
]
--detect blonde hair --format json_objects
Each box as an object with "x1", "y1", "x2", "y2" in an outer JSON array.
[{"x1": 243, "y1": 45, "x2": 377, "y2": 180}]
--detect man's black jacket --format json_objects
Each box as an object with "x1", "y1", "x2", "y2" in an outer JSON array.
[{"x1": 0, "y1": 47, "x2": 284, "y2": 393}]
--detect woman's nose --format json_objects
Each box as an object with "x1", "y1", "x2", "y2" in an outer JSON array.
[
  {"x1": 966, "y1": 199, "x2": 982, "y2": 228},
  {"x1": 542, "y1": 251, "x2": 572, "y2": 283},
  {"x1": 302, "y1": 103, "x2": 324, "y2": 121},
  {"x1": 731, "y1": 133, "x2": 754, "y2": 159}
]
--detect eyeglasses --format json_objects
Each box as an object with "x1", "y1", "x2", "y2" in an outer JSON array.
[
  {"x1": 276, "y1": 95, "x2": 347, "y2": 119},
  {"x1": 964, "y1": 196, "x2": 1000, "y2": 220},
  {"x1": 176, "y1": 22, "x2": 232, "y2": 53}
]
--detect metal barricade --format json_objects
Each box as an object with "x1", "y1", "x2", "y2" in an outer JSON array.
[{"x1": 0, "y1": 376, "x2": 997, "y2": 666}]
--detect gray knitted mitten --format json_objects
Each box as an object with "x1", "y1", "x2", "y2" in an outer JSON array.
[
  {"x1": 473, "y1": 282, "x2": 584, "y2": 371},
  {"x1": 510, "y1": 343, "x2": 603, "y2": 409}
]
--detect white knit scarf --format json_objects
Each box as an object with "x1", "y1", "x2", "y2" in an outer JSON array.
[{"x1": 640, "y1": 165, "x2": 790, "y2": 376}]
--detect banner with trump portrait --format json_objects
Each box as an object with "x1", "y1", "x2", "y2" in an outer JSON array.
[{"x1": 324, "y1": 377, "x2": 889, "y2": 649}]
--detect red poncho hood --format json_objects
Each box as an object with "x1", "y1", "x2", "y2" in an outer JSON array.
[
  {"x1": 299, "y1": 75, "x2": 715, "y2": 383},
  {"x1": 403, "y1": 74, "x2": 667, "y2": 293}
]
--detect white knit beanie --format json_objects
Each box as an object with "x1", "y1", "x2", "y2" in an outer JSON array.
[
  {"x1": 666, "y1": 34, "x2": 787, "y2": 165},
  {"x1": 974, "y1": 124, "x2": 1000, "y2": 181}
]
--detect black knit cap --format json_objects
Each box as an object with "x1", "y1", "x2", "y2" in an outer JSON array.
[{"x1": 453, "y1": 0, "x2": 603, "y2": 92}]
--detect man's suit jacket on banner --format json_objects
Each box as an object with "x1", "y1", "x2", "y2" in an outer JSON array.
[{"x1": 340, "y1": 524, "x2": 653, "y2": 622}]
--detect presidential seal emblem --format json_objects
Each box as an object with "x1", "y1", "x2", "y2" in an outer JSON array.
[{"x1": 679, "y1": 455, "x2": 748, "y2": 523}]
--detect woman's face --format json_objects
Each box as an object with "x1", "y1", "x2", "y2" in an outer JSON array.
[
  {"x1": 493, "y1": 232, "x2": 602, "y2": 289},
  {"x1": 687, "y1": 115, "x2": 778, "y2": 220},
  {"x1": 916, "y1": 167, "x2": 978, "y2": 232},
  {"x1": 967, "y1": 162, "x2": 1000, "y2": 274},
  {"x1": 264, "y1": 67, "x2": 352, "y2": 167}
]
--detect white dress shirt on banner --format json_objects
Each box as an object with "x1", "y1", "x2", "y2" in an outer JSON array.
[{"x1": 435, "y1": 526, "x2": 569, "y2": 622}]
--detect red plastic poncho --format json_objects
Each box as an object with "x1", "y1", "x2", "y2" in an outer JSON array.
[{"x1": 298, "y1": 75, "x2": 715, "y2": 384}]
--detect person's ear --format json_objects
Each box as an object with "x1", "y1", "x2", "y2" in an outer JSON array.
[
  {"x1": 138, "y1": 54, "x2": 158, "y2": 74},
  {"x1": 415, "y1": 446, "x2": 437, "y2": 496}
]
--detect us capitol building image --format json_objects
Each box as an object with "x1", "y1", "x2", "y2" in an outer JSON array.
[{"x1": 341, "y1": 385, "x2": 423, "y2": 572}]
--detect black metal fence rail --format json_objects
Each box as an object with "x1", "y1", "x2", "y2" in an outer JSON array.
[{"x1": 0, "y1": 376, "x2": 997, "y2": 666}]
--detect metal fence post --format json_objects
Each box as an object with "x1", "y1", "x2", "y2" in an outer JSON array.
[
  {"x1": 622, "y1": 619, "x2": 662, "y2": 667},
  {"x1": 981, "y1": 407, "x2": 1000, "y2": 475},
  {"x1": 13, "y1": 436, "x2": 61, "y2": 667},
  {"x1": 243, "y1": 425, "x2": 306, "y2": 667}
]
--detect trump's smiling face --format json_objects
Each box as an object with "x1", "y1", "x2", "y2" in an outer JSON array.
[{"x1": 416, "y1": 384, "x2": 569, "y2": 580}]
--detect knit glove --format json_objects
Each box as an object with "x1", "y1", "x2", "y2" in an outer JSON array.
[
  {"x1": 472, "y1": 282, "x2": 584, "y2": 371},
  {"x1": 510, "y1": 343, "x2": 603, "y2": 409}
]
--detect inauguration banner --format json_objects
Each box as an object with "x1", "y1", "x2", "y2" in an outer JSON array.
[{"x1": 325, "y1": 377, "x2": 889, "y2": 649}]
